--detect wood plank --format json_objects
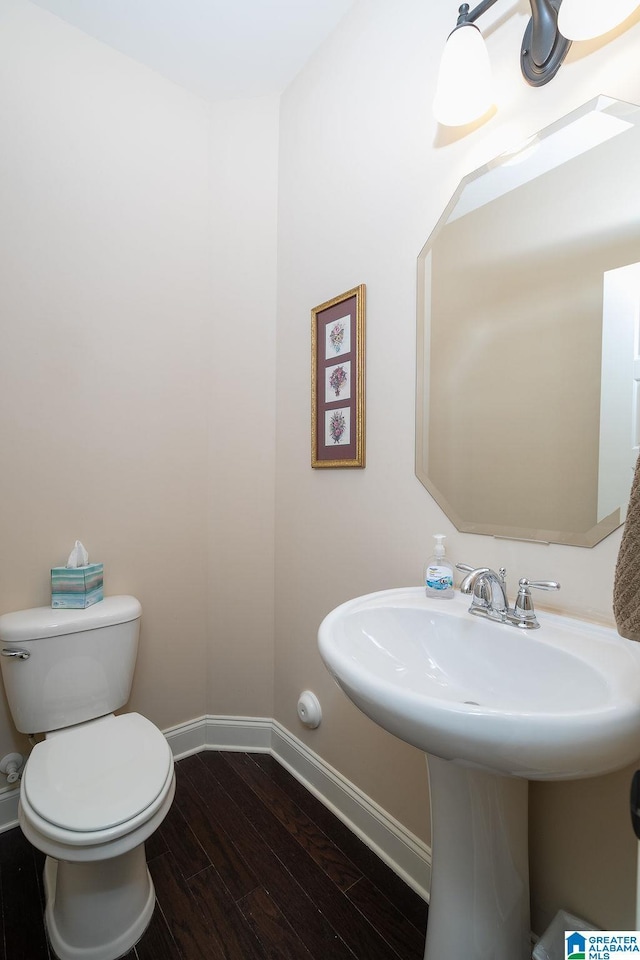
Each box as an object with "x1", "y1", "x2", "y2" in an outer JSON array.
[
  {"x1": 0, "y1": 828, "x2": 51, "y2": 960},
  {"x1": 200, "y1": 753, "x2": 402, "y2": 960},
  {"x1": 345, "y1": 877, "x2": 425, "y2": 959},
  {"x1": 188, "y1": 866, "x2": 268, "y2": 960},
  {"x1": 221, "y1": 752, "x2": 362, "y2": 892},
  {"x1": 157, "y1": 773, "x2": 211, "y2": 881},
  {"x1": 171, "y1": 760, "x2": 259, "y2": 901},
  {"x1": 178, "y1": 754, "x2": 264, "y2": 845},
  {"x1": 184, "y1": 754, "x2": 356, "y2": 960},
  {"x1": 237, "y1": 887, "x2": 316, "y2": 960},
  {"x1": 148, "y1": 851, "x2": 225, "y2": 960},
  {"x1": 134, "y1": 897, "x2": 184, "y2": 960},
  {"x1": 252, "y1": 753, "x2": 429, "y2": 932}
]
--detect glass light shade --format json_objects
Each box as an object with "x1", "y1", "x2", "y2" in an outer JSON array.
[
  {"x1": 433, "y1": 23, "x2": 493, "y2": 127},
  {"x1": 557, "y1": 0, "x2": 640, "y2": 40}
]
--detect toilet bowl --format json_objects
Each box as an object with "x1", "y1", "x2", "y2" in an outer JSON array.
[
  {"x1": 20, "y1": 713, "x2": 175, "y2": 960},
  {"x1": 0, "y1": 597, "x2": 175, "y2": 960}
]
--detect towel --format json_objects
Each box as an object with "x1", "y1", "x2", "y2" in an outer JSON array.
[{"x1": 613, "y1": 454, "x2": 640, "y2": 641}]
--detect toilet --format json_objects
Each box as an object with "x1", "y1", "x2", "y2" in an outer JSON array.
[{"x1": 0, "y1": 595, "x2": 175, "y2": 960}]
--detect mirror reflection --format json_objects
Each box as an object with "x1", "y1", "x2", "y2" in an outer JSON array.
[{"x1": 416, "y1": 96, "x2": 640, "y2": 547}]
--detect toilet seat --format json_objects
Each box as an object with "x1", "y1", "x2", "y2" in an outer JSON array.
[{"x1": 21, "y1": 713, "x2": 174, "y2": 846}]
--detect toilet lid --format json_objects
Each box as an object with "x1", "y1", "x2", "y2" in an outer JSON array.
[{"x1": 23, "y1": 713, "x2": 173, "y2": 833}]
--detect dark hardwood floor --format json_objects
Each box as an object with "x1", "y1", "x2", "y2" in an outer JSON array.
[{"x1": 0, "y1": 751, "x2": 428, "y2": 960}]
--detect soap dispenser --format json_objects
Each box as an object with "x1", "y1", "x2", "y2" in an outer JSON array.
[{"x1": 425, "y1": 534, "x2": 454, "y2": 598}]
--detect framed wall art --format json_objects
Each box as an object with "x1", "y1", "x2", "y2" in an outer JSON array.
[{"x1": 311, "y1": 284, "x2": 365, "y2": 468}]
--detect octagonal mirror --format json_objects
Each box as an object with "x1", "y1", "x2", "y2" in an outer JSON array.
[{"x1": 416, "y1": 95, "x2": 640, "y2": 547}]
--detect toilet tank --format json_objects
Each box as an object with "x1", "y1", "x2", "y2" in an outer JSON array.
[{"x1": 0, "y1": 596, "x2": 141, "y2": 734}]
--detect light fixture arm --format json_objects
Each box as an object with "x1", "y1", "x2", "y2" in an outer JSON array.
[
  {"x1": 454, "y1": 0, "x2": 500, "y2": 27},
  {"x1": 530, "y1": 0, "x2": 560, "y2": 63},
  {"x1": 452, "y1": 0, "x2": 571, "y2": 86}
]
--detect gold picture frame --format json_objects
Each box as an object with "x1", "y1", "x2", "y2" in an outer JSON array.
[{"x1": 311, "y1": 284, "x2": 365, "y2": 468}]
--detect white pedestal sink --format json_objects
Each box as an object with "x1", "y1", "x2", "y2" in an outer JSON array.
[{"x1": 318, "y1": 588, "x2": 640, "y2": 960}]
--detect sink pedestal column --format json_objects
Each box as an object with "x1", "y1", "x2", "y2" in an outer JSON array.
[{"x1": 425, "y1": 755, "x2": 530, "y2": 960}]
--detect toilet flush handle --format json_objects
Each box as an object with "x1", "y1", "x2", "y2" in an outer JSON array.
[{"x1": 1, "y1": 648, "x2": 30, "y2": 660}]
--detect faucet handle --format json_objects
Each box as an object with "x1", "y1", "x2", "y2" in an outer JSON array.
[
  {"x1": 512, "y1": 578, "x2": 560, "y2": 629},
  {"x1": 520, "y1": 579, "x2": 560, "y2": 592}
]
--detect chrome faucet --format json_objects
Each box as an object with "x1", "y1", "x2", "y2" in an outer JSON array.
[
  {"x1": 456, "y1": 563, "x2": 560, "y2": 630},
  {"x1": 458, "y1": 566, "x2": 509, "y2": 620}
]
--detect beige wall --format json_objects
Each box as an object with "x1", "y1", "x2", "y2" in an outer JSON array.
[
  {"x1": 275, "y1": 0, "x2": 640, "y2": 935},
  {"x1": 206, "y1": 96, "x2": 278, "y2": 719},
  {"x1": 0, "y1": 0, "x2": 278, "y2": 750}
]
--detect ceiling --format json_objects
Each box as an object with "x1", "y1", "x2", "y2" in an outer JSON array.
[{"x1": 30, "y1": 0, "x2": 356, "y2": 101}]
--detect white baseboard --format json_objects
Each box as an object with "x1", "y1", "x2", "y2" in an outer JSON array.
[
  {"x1": 270, "y1": 720, "x2": 431, "y2": 901},
  {"x1": 0, "y1": 714, "x2": 431, "y2": 903},
  {"x1": 163, "y1": 714, "x2": 273, "y2": 757}
]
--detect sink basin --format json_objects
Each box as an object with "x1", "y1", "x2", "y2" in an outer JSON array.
[
  {"x1": 318, "y1": 587, "x2": 640, "y2": 779},
  {"x1": 319, "y1": 587, "x2": 640, "y2": 960}
]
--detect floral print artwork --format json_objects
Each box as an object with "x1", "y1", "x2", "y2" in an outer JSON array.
[
  {"x1": 312, "y1": 287, "x2": 364, "y2": 467},
  {"x1": 325, "y1": 315, "x2": 351, "y2": 358},
  {"x1": 330, "y1": 321, "x2": 344, "y2": 353},
  {"x1": 330, "y1": 365, "x2": 347, "y2": 395},
  {"x1": 330, "y1": 410, "x2": 346, "y2": 442},
  {"x1": 325, "y1": 407, "x2": 351, "y2": 446},
  {"x1": 325, "y1": 361, "x2": 351, "y2": 402}
]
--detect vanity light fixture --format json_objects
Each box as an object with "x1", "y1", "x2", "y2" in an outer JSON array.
[{"x1": 433, "y1": 0, "x2": 640, "y2": 127}]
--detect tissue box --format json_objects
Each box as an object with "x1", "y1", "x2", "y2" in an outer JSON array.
[{"x1": 51, "y1": 563, "x2": 104, "y2": 609}]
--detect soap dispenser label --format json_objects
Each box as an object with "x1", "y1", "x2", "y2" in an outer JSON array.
[{"x1": 426, "y1": 565, "x2": 453, "y2": 591}]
